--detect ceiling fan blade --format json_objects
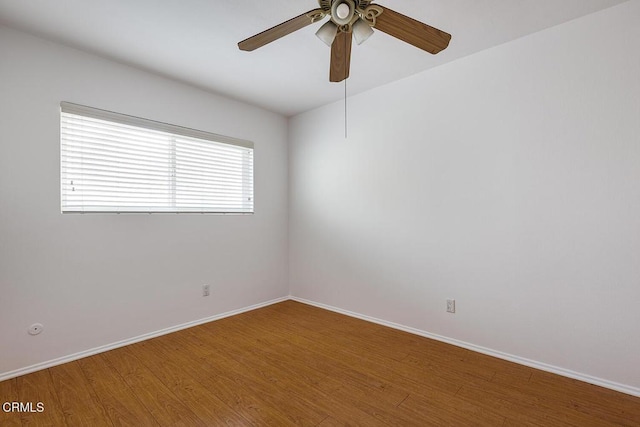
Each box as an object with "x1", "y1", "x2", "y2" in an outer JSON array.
[
  {"x1": 374, "y1": 5, "x2": 451, "y2": 54},
  {"x1": 238, "y1": 9, "x2": 325, "y2": 51},
  {"x1": 330, "y1": 31, "x2": 352, "y2": 82}
]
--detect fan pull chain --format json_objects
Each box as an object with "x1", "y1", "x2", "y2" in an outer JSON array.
[
  {"x1": 344, "y1": 31, "x2": 348, "y2": 139},
  {"x1": 344, "y1": 73, "x2": 348, "y2": 138}
]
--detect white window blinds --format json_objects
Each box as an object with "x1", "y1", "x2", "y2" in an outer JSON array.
[{"x1": 60, "y1": 102, "x2": 254, "y2": 214}]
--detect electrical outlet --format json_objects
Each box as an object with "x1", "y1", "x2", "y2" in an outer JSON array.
[
  {"x1": 446, "y1": 299, "x2": 455, "y2": 313},
  {"x1": 202, "y1": 284, "x2": 210, "y2": 297}
]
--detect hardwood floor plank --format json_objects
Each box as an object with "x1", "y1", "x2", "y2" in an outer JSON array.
[
  {"x1": 100, "y1": 348, "x2": 207, "y2": 426},
  {"x1": 77, "y1": 355, "x2": 159, "y2": 427},
  {"x1": 326, "y1": 385, "x2": 444, "y2": 426},
  {"x1": 0, "y1": 378, "x2": 22, "y2": 427},
  {"x1": 457, "y1": 377, "x2": 606, "y2": 426},
  {"x1": 401, "y1": 352, "x2": 495, "y2": 382},
  {"x1": 125, "y1": 340, "x2": 251, "y2": 426},
  {"x1": 317, "y1": 414, "x2": 387, "y2": 427},
  {"x1": 264, "y1": 302, "x2": 497, "y2": 383},
  {"x1": 140, "y1": 334, "x2": 299, "y2": 426},
  {"x1": 211, "y1": 311, "x2": 491, "y2": 426},
  {"x1": 502, "y1": 416, "x2": 568, "y2": 427},
  {"x1": 398, "y1": 393, "x2": 505, "y2": 426},
  {"x1": 528, "y1": 370, "x2": 640, "y2": 426},
  {"x1": 48, "y1": 362, "x2": 113, "y2": 427},
  {"x1": 16, "y1": 369, "x2": 66, "y2": 427},
  {"x1": 238, "y1": 308, "x2": 464, "y2": 397},
  {"x1": 194, "y1": 322, "x2": 410, "y2": 407},
  {"x1": 166, "y1": 331, "x2": 327, "y2": 426},
  {"x1": 3, "y1": 300, "x2": 639, "y2": 426},
  {"x1": 490, "y1": 369, "x2": 533, "y2": 388},
  {"x1": 250, "y1": 302, "x2": 411, "y2": 362},
  {"x1": 185, "y1": 325, "x2": 388, "y2": 425}
]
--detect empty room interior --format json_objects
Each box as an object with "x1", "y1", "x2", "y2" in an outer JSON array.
[{"x1": 1, "y1": 0, "x2": 640, "y2": 425}]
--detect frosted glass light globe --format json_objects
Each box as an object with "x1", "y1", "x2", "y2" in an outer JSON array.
[{"x1": 336, "y1": 3, "x2": 350, "y2": 19}]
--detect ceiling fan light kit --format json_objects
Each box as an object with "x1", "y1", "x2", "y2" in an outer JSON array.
[
  {"x1": 239, "y1": 0, "x2": 452, "y2": 83},
  {"x1": 352, "y1": 18, "x2": 374, "y2": 45},
  {"x1": 332, "y1": 0, "x2": 355, "y2": 25},
  {"x1": 316, "y1": 20, "x2": 339, "y2": 46}
]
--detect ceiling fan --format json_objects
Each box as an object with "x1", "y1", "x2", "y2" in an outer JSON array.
[{"x1": 238, "y1": 0, "x2": 452, "y2": 83}]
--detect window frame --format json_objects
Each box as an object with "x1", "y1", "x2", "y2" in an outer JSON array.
[{"x1": 60, "y1": 102, "x2": 254, "y2": 215}]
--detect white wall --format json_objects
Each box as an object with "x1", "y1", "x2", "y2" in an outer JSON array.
[
  {"x1": 289, "y1": 1, "x2": 640, "y2": 392},
  {"x1": 0, "y1": 25, "x2": 288, "y2": 377}
]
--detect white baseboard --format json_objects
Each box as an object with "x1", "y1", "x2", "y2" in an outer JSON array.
[
  {"x1": 290, "y1": 296, "x2": 640, "y2": 398},
  {"x1": 0, "y1": 296, "x2": 288, "y2": 383},
  {"x1": 4, "y1": 294, "x2": 639, "y2": 398}
]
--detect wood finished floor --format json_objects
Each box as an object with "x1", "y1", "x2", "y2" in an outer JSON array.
[{"x1": 1, "y1": 301, "x2": 639, "y2": 426}]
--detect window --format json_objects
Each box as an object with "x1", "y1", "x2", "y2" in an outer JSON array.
[{"x1": 60, "y1": 102, "x2": 254, "y2": 214}]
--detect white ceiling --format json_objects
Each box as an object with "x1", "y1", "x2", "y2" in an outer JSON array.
[{"x1": 0, "y1": 0, "x2": 629, "y2": 116}]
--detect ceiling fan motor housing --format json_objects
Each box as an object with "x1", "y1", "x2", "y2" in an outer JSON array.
[{"x1": 331, "y1": 0, "x2": 355, "y2": 26}]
